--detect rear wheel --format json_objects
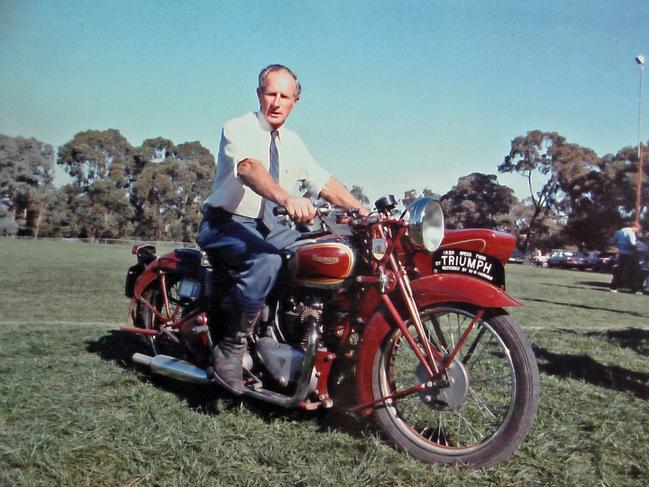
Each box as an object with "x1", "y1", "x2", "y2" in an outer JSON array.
[
  {"x1": 371, "y1": 305, "x2": 539, "y2": 467},
  {"x1": 138, "y1": 275, "x2": 186, "y2": 355}
]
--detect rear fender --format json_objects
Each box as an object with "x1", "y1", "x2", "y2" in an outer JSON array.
[
  {"x1": 126, "y1": 250, "x2": 199, "y2": 327},
  {"x1": 132, "y1": 250, "x2": 199, "y2": 298},
  {"x1": 353, "y1": 273, "x2": 521, "y2": 414}
]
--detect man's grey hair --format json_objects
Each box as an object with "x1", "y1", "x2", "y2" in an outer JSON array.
[{"x1": 258, "y1": 64, "x2": 301, "y2": 98}]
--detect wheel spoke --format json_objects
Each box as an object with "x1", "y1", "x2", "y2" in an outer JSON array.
[
  {"x1": 429, "y1": 315, "x2": 449, "y2": 351},
  {"x1": 462, "y1": 331, "x2": 497, "y2": 370},
  {"x1": 455, "y1": 315, "x2": 464, "y2": 353},
  {"x1": 470, "y1": 373, "x2": 513, "y2": 385},
  {"x1": 467, "y1": 387, "x2": 498, "y2": 419},
  {"x1": 437, "y1": 413, "x2": 449, "y2": 447},
  {"x1": 452, "y1": 407, "x2": 484, "y2": 444},
  {"x1": 462, "y1": 326, "x2": 486, "y2": 364}
]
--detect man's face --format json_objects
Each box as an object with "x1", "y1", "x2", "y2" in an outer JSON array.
[{"x1": 257, "y1": 70, "x2": 299, "y2": 129}]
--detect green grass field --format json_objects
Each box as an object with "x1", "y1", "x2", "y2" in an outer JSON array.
[{"x1": 1, "y1": 239, "x2": 648, "y2": 486}]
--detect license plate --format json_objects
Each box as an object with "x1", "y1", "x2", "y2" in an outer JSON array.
[{"x1": 433, "y1": 249, "x2": 504, "y2": 286}]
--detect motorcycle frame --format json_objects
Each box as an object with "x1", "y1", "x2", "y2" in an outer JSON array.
[{"x1": 121, "y1": 213, "x2": 522, "y2": 413}]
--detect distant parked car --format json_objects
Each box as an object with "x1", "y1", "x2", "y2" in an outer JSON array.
[
  {"x1": 508, "y1": 249, "x2": 524, "y2": 264},
  {"x1": 592, "y1": 251, "x2": 616, "y2": 273},
  {"x1": 547, "y1": 250, "x2": 587, "y2": 270},
  {"x1": 584, "y1": 251, "x2": 600, "y2": 269}
]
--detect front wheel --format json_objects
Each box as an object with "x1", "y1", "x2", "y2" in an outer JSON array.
[{"x1": 371, "y1": 306, "x2": 539, "y2": 467}]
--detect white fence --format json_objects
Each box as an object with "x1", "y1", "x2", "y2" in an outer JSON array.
[{"x1": 1, "y1": 236, "x2": 197, "y2": 248}]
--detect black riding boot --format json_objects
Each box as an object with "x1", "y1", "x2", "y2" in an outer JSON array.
[{"x1": 210, "y1": 310, "x2": 260, "y2": 396}]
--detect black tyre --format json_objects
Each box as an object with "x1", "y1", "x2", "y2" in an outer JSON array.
[{"x1": 371, "y1": 305, "x2": 539, "y2": 467}]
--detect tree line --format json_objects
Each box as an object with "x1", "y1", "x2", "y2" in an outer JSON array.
[
  {"x1": 1, "y1": 130, "x2": 214, "y2": 242},
  {"x1": 1, "y1": 129, "x2": 646, "y2": 251}
]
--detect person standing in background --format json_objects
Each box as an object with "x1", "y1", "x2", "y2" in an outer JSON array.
[{"x1": 610, "y1": 223, "x2": 642, "y2": 294}]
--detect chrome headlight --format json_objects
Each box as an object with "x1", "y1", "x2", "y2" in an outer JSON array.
[{"x1": 405, "y1": 197, "x2": 445, "y2": 252}]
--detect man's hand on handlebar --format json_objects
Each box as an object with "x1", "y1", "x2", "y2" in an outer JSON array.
[{"x1": 280, "y1": 196, "x2": 316, "y2": 225}]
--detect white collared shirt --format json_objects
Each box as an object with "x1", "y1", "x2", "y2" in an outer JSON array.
[{"x1": 204, "y1": 111, "x2": 330, "y2": 218}]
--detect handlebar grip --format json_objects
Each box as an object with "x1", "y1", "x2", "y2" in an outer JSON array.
[{"x1": 273, "y1": 206, "x2": 288, "y2": 216}]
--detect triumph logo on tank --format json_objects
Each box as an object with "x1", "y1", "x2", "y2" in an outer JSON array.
[
  {"x1": 312, "y1": 255, "x2": 339, "y2": 265},
  {"x1": 435, "y1": 249, "x2": 495, "y2": 282}
]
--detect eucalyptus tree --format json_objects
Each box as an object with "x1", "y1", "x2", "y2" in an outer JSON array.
[
  {"x1": 499, "y1": 130, "x2": 603, "y2": 251},
  {"x1": 57, "y1": 129, "x2": 135, "y2": 189},
  {"x1": 132, "y1": 139, "x2": 214, "y2": 241},
  {"x1": 441, "y1": 173, "x2": 516, "y2": 231},
  {"x1": 0, "y1": 134, "x2": 55, "y2": 236}
]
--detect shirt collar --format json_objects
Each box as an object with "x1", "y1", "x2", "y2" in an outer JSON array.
[{"x1": 255, "y1": 111, "x2": 281, "y2": 139}]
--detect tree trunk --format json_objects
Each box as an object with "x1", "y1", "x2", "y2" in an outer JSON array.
[
  {"x1": 34, "y1": 210, "x2": 42, "y2": 239},
  {"x1": 521, "y1": 204, "x2": 543, "y2": 253}
]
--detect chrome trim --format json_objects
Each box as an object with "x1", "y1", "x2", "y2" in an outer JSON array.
[
  {"x1": 439, "y1": 238, "x2": 487, "y2": 252},
  {"x1": 406, "y1": 197, "x2": 445, "y2": 252},
  {"x1": 132, "y1": 353, "x2": 210, "y2": 384}
]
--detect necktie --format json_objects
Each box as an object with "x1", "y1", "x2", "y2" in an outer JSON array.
[{"x1": 262, "y1": 130, "x2": 280, "y2": 230}]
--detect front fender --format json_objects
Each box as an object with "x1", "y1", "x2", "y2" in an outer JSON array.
[
  {"x1": 411, "y1": 273, "x2": 522, "y2": 309},
  {"x1": 353, "y1": 273, "x2": 521, "y2": 415}
]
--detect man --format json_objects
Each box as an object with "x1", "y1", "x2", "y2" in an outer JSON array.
[
  {"x1": 610, "y1": 222, "x2": 642, "y2": 293},
  {"x1": 196, "y1": 64, "x2": 369, "y2": 395}
]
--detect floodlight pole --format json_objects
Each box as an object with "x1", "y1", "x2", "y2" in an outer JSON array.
[{"x1": 635, "y1": 54, "x2": 645, "y2": 225}]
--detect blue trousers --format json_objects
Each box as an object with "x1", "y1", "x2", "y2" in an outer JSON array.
[{"x1": 196, "y1": 211, "x2": 301, "y2": 313}]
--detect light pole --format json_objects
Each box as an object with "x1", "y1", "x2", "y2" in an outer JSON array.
[{"x1": 635, "y1": 54, "x2": 645, "y2": 225}]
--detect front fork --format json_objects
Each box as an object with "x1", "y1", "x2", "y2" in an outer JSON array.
[{"x1": 351, "y1": 228, "x2": 485, "y2": 412}]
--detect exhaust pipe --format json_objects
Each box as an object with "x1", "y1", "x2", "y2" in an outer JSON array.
[
  {"x1": 132, "y1": 317, "x2": 319, "y2": 407},
  {"x1": 132, "y1": 353, "x2": 210, "y2": 384}
]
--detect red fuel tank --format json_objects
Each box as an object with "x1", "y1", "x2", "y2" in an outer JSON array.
[{"x1": 286, "y1": 238, "x2": 356, "y2": 288}]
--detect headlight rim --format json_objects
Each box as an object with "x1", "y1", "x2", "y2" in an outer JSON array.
[{"x1": 405, "y1": 197, "x2": 445, "y2": 252}]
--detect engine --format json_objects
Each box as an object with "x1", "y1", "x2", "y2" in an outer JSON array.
[
  {"x1": 274, "y1": 294, "x2": 324, "y2": 348},
  {"x1": 253, "y1": 293, "x2": 325, "y2": 388}
]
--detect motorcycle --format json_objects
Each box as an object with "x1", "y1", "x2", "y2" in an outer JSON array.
[{"x1": 121, "y1": 195, "x2": 539, "y2": 468}]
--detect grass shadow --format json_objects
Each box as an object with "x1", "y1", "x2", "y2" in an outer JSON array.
[
  {"x1": 86, "y1": 330, "x2": 228, "y2": 412},
  {"x1": 578, "y1": 280, "x2": 612, "y2": 289},
  {"x1": 586, "y1": 328, "x2": 649, "y2": 357},
  {"x1": 521, "y1": 296, "x2": 647, "y2": 317},
  {"x1": 532, "y1": 345, "x2": 649, "y2": 400},
  {"x1": 540, "y1": 282, "x2": 610, "y2": 292},
  {"x1": 85, "y1": 330, "x2": 371, "y2": 439}
]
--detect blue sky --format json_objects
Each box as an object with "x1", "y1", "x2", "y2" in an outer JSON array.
[{"x1": 1, "y1": 0, "x2": 648, "y2": 202}]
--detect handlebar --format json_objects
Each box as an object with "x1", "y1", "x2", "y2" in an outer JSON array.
[
  {"x1": 273, "y1": 204, "x2": 334, "y2": 218},
  {"x1": 273, "y1": 204, "x2": 379, "y2": 228}
]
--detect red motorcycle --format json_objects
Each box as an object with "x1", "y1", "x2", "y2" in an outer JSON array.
[{"x1": 121, "y1": 195, "x2": 539, "y2": 467}]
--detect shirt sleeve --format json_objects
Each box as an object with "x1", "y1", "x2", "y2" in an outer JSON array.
[{"x1": 221, "y1": 119, "x2": 255, "y2": 179}]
